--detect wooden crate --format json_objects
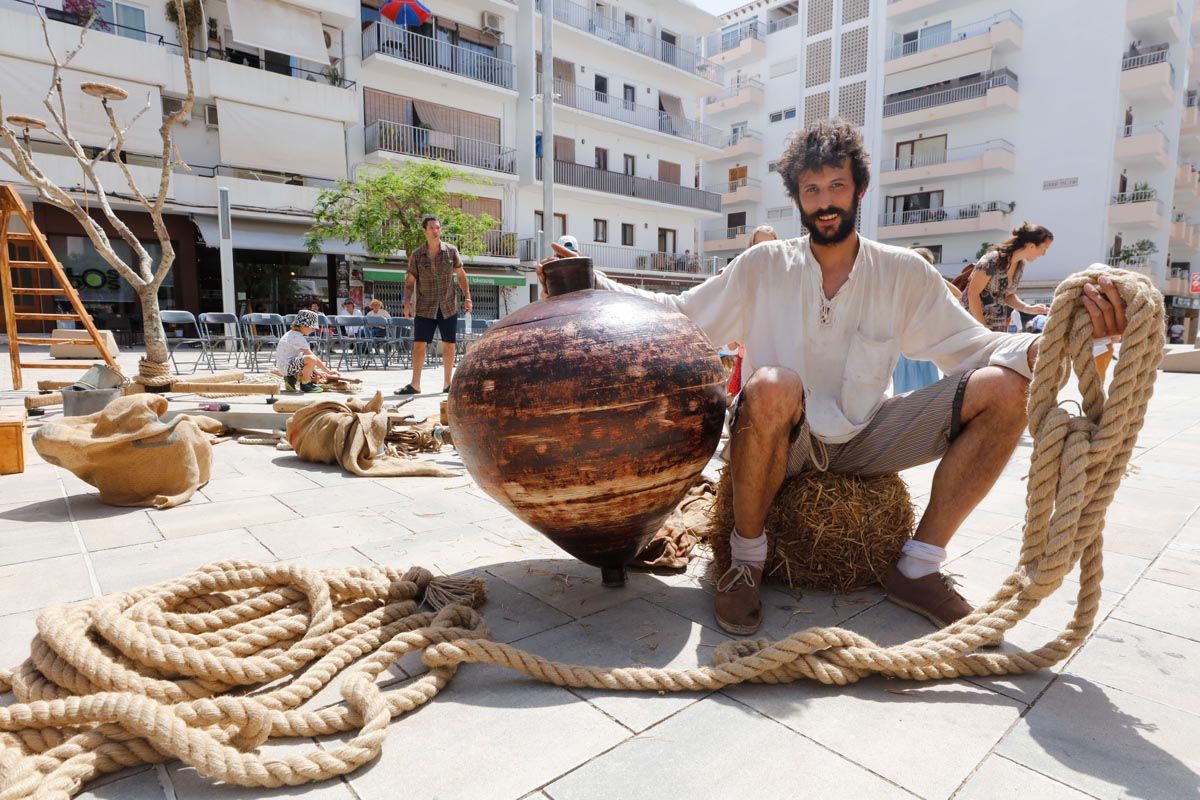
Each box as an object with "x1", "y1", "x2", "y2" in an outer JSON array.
[{"x1": 0, "y1": 406, "x2": 27, "y2": 475}]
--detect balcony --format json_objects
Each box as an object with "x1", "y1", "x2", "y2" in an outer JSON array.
[
  {"x1": 443, "y1": 230, "x2": 520, "y2": 260},
  {"x1": 704, "y1": 19, "x2": 765, "y2": 66},
  {"x1": 704, "y1": 78, "x2": 765, "y2": 115},
  {"x1": 1120, "y1": 48, "x2": 1176, "y2": 105},
  {"x1": 1114, "y1": 123, "x2": 1171, "y2": 167},
  {"x1": 704, "y1": 225, "x2": 750, "y2": 251},
  {"x1": 709, "y1": 177, "x2": 762, "y2": 205},
  {"x1": 1176, "y1": 163, "x2": 1200, "y2": 204},
  {"x1": 1170, "y1": 219, "x2": 1198, "y2": 250},
  {"x1": 536, "y1": 160, "x2": 721, "y2": 212},
  {"x1": 538, "y1": 77, "x2": 723, "y2": 149},
  {"x1": 879, "y1": 139, "x2": 1015, "y2": 186},
  {"x1": 518, "y1": 239, "x2": 718, "y2": 279},
  {"x1": 1108, "y1": 190, "x2": 1166, "y2": 229},
  {"x1": 1165, "y1": 272, "x2": 1190, "y2": 294},
  {"x1": 366, "y1": 121, "x2": 517, "y2": 175},
  {"x1": 885, "y1": 12, "x2": 1023, "y2": 74},
  {"x1": 877, "y1": 201, "x2": 1014, "y2": 238},
  {"x1": 535, "y1": 0, "x2": 721, "y2": 85},
  {"x1": 721, "y1": 129, "x2": 763, "y2": 159},
  {"x1": 362, "y1": 22, "x2": 515, "y2": 90},
  {"x1": 882, "y1": 69, "x2": 1018, "y2": 131},
  {"x1": 768, "y1": 14, "x2": 799, "y2": 33},
  {"x1": 1127, "y1": 0, "x2": 1186, "y2": 42},
  {"x1": 887, "y1": 0, "x2": 958, "y2": 18}
]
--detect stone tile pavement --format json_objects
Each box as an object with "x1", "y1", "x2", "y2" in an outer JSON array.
[{"x1": 1, "y1": 350, "x2": 1199, "y2": 799}]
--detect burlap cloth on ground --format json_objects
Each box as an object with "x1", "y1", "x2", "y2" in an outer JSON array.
[
  {"x1": 31, "y1": 394, "x2": 223, "y2": 509},
  {"x1": 631, "y1": 478, "x2": 715, "y2": 569},
  {"x1": 287, "y1": 392, "x2": 457, "y2": 477}
]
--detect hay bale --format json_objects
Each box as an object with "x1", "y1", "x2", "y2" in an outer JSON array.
[{"x1": 706, "y1": 468, "x2": 915, "y2": 593}]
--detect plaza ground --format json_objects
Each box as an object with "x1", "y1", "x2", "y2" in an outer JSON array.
[{"x1": 1, "y1": 347, "x2": 1198, "y2": 800}]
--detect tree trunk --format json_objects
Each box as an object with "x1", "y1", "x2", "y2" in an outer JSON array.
[{"x1": 138, "y1": 289, "x2": 169, "y2": 365}]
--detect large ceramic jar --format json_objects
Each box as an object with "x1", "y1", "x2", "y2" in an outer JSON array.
[{"x1": 448, "y1": 257, "x2": 726, "y2": 586}]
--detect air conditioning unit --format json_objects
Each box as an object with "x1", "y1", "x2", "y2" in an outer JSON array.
[
  {"x1": 161, "y1": 96, "x2": 186, "y2": 122},
  {"x1": 204, "y1": 104, "x2": 219, "y2": 128},
  {"x1": 481, "y1": 11, "x2": 502, "y2": 35}
]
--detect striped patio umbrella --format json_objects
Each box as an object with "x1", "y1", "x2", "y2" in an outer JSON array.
[{"x1": 380, "y1": 0, "x2": 431, "y2": 26}]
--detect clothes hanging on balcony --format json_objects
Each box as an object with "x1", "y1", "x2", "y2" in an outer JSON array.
[{"x1": 658, "y1": 92, "x2": 691, "y2": 139}]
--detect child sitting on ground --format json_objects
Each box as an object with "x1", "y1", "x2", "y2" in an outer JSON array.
[{"x1": 275, "y1": 309, "x2": 340, "y2": 393}]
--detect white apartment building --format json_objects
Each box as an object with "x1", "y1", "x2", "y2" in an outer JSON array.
[{"x1": 700, "y1": 0, "x2": 876, "y2": 260}]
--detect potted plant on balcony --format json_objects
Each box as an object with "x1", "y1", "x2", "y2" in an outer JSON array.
[
  {"x1": 165, "y1": 0, "x2": 203, "y2": 57},
  {"x1": 206, "y1": 16, "x2": 222, "y2": 57},
  {"x1": 60, "y1": 0, "x2": 108, "y2": 30},
  {"x1": 1116, "y1": 239, "x2": 1158, "y2": 268}
]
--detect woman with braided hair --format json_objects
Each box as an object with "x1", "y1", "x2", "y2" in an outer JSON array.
[{"x1": 962, "y1": 223, "x2": 1054, "y2": 331}]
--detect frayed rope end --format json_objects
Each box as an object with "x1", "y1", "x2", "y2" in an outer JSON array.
[{"x1": 424, "y1": 575, "x2": 488, "y2": 611}]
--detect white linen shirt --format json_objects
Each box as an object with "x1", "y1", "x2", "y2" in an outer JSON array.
[
  {"x1": 595, "y1": 236, "x2": 1036, "y2": 444},
  {"x1": 274, "y1": 330, "x2": 311, "y2": 372}
]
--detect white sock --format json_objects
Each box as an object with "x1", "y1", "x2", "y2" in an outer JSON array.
[
  {"x1": 730, "y1": 529, "x2": 768, "y2": 567},
  {"x1": 896, "y1": 539, "x2": 947, "y2": 580}
]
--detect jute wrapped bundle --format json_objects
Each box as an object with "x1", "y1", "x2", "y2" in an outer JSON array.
[{"x1": 706, "y1": 467, "x2": 916, "y2": 592}]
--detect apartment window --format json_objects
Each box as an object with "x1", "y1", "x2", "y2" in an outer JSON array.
[
  {"x1": 894, "y1": 21, "x2": 951, "y2": 58},
  {"x1": 767, "y1": 206, "x2": 791, "y2": 220},
  {"x1": 594, "y1": 219, "x2": 608, "y2": 242},
  {"x1": 623, "y1": 153, "x2": 636, "y2": 176},
  {"x1": 658, "y1": 227, "x2": 677, "y2": 253},
  {"x1": 623, "y1": 84, "x2": 636, "y2": 110},
  {"x1": 595, "y1": 147, "x2": 609, "y2": 171},
  {"x1": 885, "y1": 191, "x2": 945, "y2": 223},
  {"x1": 913, "y1": 244, "x2": 943, "y2": 263},
  {"x1": 658, "y1": 160, "x2": 681, "y2": 183},
  {"x1": 594, "y1": 74, "x2": 609, "y2": 102},
  {"x1": 621, "y1": 223, "x2": 635, "y2": 246},
  {"x1": 768, "y1": 108, "x2": 795, "y2": 124},
  {"x1": 534, "y1": 211, "x2": 568, "y2": 239},
  {"x1": 624, "y1": 13, "x2": 636, "y2": 32},
  {"x1": 767, "y1": 160, "x2": 779, "y2": 173},
  {"x1": 100, "y1": 1, "x2": 148, "y2": 41},
  {"x1": 894, "y1": 134, "x2": 948, "y2": 170},
  {"x1": 770, "y1": 58, "x2": 797, "y2": 79}
]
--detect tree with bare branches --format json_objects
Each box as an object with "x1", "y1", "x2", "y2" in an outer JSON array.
[{"x1": 0, "y1": 0, "x2": 198, "y2": 383}]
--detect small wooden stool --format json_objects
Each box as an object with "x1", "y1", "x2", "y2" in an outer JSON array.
[{"x1": 0, "y1": 406, "x2": 28, "y2": 475}]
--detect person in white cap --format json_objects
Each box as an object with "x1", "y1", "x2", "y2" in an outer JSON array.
[
  {"x1": 557, "y1": 234, "x2": 580, "y2": 253},
  {"x1": 274, "y1": 309, "x2": 340, "y2": 393}
]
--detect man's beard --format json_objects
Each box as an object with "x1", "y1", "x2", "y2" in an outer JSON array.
[{"x1": 800, "y1": 194, "x2": 859, "y2": 245}]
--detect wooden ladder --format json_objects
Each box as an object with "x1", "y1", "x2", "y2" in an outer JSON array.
[{"x1": 1, "y1": 184, "x2": 118, "y2": 390}]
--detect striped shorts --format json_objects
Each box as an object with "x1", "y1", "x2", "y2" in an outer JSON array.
[{"x1": 731, "y1": 369, "x2": 974, "y2": 478}]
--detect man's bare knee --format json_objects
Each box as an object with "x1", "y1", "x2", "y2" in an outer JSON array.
[
  {"x1": 961, "y1": 367, "x2": 1029, "y2": 428},
  {"x1": 740, "y1": 367, "x2": 805, "y2": 429}
]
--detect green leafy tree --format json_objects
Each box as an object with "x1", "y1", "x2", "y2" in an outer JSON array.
[{"x1": 305, "y1": 162, "x2": 497, "y2": 261}]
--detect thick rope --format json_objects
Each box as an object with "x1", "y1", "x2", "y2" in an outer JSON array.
[
  {"x1": 0, "y1": 269, "x2": 1163, "y2": 799},
  {"x1": 133, "y1": 358, "x2": 175, "y2": 387}
]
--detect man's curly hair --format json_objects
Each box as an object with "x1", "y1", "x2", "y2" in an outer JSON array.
[{"x1": 777, "y1": 118, "x2": 871, "y2": 206}]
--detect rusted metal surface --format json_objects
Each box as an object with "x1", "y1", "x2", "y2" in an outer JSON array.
[{"x1": 449, "y1": 281, "x2": 726, "y2": 576}]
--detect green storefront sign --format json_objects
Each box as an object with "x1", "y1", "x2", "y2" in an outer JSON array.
[{"x1": 363, "y1": 269, "x2": 524, "y2": 287}]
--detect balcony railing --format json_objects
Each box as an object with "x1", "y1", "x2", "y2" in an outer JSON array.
[
  {"x1": 366, "y1": 121, "x2": 517, "y2": 174},
  {"x1": 879, "y1": 200, "x2": 1014, "y2": 227},
  {"x1": 519, "y1": 238, "x2": 718, "y2": 276},
  {"x1": 881, "y1": 138, "x2": 1014, "y2": 172},
  {"x1": 1122, "y1": 48, "x2": 1176, "y2": 87},
  {"x1": 1117, "y1": 121, "x2": 1170, "y2": 145},
  {"x1": 443, "y1": 230, "x2": 519, "y2": 259},
  {"x1": 885, "y1": 11, "x2": 1023, "y2": 61},
  {"x1": 768, "y1": 14, "x2": 799, "y2": 33},
  {"x1": 539, "y1": 76, "x2": 724, "y2": 147},
  {"x1": 704, "y1": 19, "x2": 764, "y2": 55},
  {"x1": 363, "y1": 22, "x2": 515, "y2": 90},
  {"x1": 705, "y1": 224, "x2": 751, "y2": 240},
  {"x1": 708, "y1": 177, "x2": 762, "y2": 193},
  {"x1": 725, "y1": 128, "x2": 763, "y2": 146},
  {"x1": 535, "y1": 0, "x2": 721, "y2": 83},
  {"x1": 705, "y1": 78, "x2": 765, "y2": 105},
  {"x1": 883, "y1": 68, "x2": 1018, "y2": 117},
  {"x1": 536, "y1": 159, "x2": 721, "y2": 212},
  {"x1": 1111, "y1": 190, "x2": 1160, "y2": 204}
]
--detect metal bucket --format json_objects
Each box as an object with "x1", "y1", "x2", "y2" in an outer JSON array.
[{"x1": 62, "y1": 387, "x2": 121, "y2": 417}]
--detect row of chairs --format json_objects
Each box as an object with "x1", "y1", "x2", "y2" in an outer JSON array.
[{"x1": 159, "y1": 311, "x2": 495, "y2": 374}]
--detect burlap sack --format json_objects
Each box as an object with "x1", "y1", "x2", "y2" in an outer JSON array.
[
  {"x1": 631, "y1": 478, "x2": 715, "y2": 569},
  {"x1": 287, "y1": 391, "x2": 457, "y2": 478},
  {"x1": 32, "y1": 394, "x2": 223, "y2": 509}
]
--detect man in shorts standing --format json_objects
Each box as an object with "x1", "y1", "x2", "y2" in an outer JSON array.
[{"x1": 396, "y1": 215, "x2": 472, "y2": 395}]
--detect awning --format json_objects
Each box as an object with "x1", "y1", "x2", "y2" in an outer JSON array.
[
  {"x1": 215, "y1": 100, "x2": 347, "y2": 179},
  {"x1": 363, "y1": 269, "x2": 525, "y2": 285},
  {"x1": 226, "y1": 0, "x2": 329, "y2": 64},
  {"x1": 194, "y1": 215, "x2": 367, "y2": 256}
]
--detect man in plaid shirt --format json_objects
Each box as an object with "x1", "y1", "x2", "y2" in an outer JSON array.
[{"x1": 396, "y1": 215, "x2": 472, "y2": 395}]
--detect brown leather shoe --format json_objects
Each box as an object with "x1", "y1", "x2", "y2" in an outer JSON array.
[
  {"x1": 714, "y1": 562, "x2": 764, "y2": 635},
  {"x1": 882, "y1": 565, "x2": 973, "y2": 628}
]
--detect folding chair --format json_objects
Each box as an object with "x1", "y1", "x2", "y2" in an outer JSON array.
[
  {"x1": 240, "y1": 313, "x2": 285, "y2": 371},
  {"x1": 360, "y1": 314, "x2": 391, "y2": 369},
  {"x1": 198, "y1": 312, "x2": 243, "y2": 368},
  {"x1": 159, "y1": 310, "x2": 210, "y2": 374},
  {"x1": 329, "y1": 315, "x2": 367, "y2": 370}
]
